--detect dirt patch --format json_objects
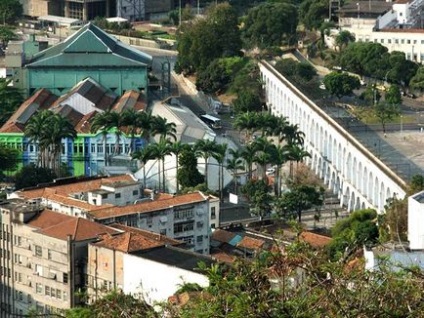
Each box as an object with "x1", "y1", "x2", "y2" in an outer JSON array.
[{"x1": 217, "y1": 94, "x2": 236, "y2": 105}]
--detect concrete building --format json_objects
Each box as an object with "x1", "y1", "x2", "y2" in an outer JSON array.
[
  {"x1": 335, "y1": 0, "x2": 424, "y2": 63},
  {"x1": 87, "y1": 224, "x2": 212, "y2": 306},
  {"x1": 0, "y1": 201, "x2": 119, "y2": 316},
  {"x1": 6, "y1": 22, "x2": 152, "y2": 97},
  {"x1": 0, "y1": 78, "x2": 147, "y2": 176},
  {"x1": 12, "y1": 176, "x2": 219, "y2": 253}
]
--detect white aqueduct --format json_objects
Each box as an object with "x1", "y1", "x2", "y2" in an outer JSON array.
[{"x1": 259, "y1": 61, "x2": 407, "y2": 212}]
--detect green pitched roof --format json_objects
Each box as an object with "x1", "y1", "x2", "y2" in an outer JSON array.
[{"x1": 27, "y1": 23, "x2": 152, "y2": 68}]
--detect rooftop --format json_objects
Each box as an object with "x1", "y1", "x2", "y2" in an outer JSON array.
[
  {"x1": 338, "y1": 1, "x2": 392, "y2": 16},
  {"x1": 28, "y1": 209, "x2": 119, "y2": 241},
  {"x1": 131, "y1": 245, "x2": 215, "y2": 273}
]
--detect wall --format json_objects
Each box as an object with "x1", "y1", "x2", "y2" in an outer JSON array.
[
  {"x1": 408, "y1": 192, "x2": 424, "y2": 250},
  {"x1": 122, "y1": 253, "x2": 209, "y2": 306},
  {"x1": 259, "y1": 61, "x2": 406, "y2": 213}
]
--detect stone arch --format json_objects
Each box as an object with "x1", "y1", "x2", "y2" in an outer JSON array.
[
  {"x1": 330, "y1": 171, "x2": 336, "y2": 193},
  {"x1": 337, "y1": 143, "x2": 342, "y2": 170},
  {"x1": 368, "y1": 171, "x2": 374, "y2": 204},
  {"x1": 373, "y1": 176, "x2": 379, "y2": 209},
  {"x1": 355, "y1": 196, "x2": 360, "y2": 211},
  {"x1": 352, "y1": 157, "x2": 357, "y2": 187},
  {"x1": 346, "y1": 153, "x2": 352, "y2": 183},
  {"x1": 361, "y1": 201, "x2": 366, "y2": 209},
  {"x1": 342, "y1": 186, "x2": 350, "y2": 209},
  {"x1": 379, "y1": 181, "x2": 385, "y2": 211},
  {"x1": 363, "y1": 166, "x2": 368, "y2": 197}
]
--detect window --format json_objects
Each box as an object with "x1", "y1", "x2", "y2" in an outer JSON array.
[
  {"x1": 160, "y1": 229, "x2": 167, "y2": 235},
  {"x1": 174, "y1": 208, "x2": 194, "y2": 220},
  {"x1": 387, "y1": 39, "x2": 391, "y2": 44},
  {"x1": 45, "y1": 286, "x2": 50, "y2": 296},
  {"x1": 35, "y1": 245, "x2": 42, "y2": 257},
  {"x1": 97, "y1": 144, "x2": 103, "y2": 153},
  {"x1": 63, "y1": 292, "x2": 68, "y2": 301},
  {"x1": 91, "y1": 144, "x2": 96, "y2": 153},
  {"x1": 414, "y1": 40, "x2": 417, "y2": 44},
  {"x1": 63, "y1": 273, "x2": 68, "y2": 284},
  {"x1": 401, "y1": 39, "x2": 405, "y2": 44},
  {"x1": 421, "y1": 40, "x2": 424, "y2": 44},
  {"x1": 36, "y1": 283, "x2": 42, "y2": 294},
  {"x1": 132, "y1": 190, "x2": 138, "y2": 196},
  {"x1": 56, "y1": 289, "x2": 62, "y2": 300},
  {"x1": 101, "y1": 193, "x2": 108, "y2": 199},
  {"x1": 115, "y1": 193, "x2": 121, "y2": 199},
  {"x1": 395, "y1": 39, "x2": 398, "y2": 44},
  {"x1": 407, "y1": 39, "x2": 411, "y2": 44},
  {"x1": 174, "y1": 221, "x2": 194, "y2": 234},
  {"x1": 196, "y1": 235, "x2": 203, "y2": 243},
  {"x1": 211, "y1": 207, "x2": 216, "y2": 220},
  {"x1": 48, "y1": 249, "x2": 52, "y2": 260}
]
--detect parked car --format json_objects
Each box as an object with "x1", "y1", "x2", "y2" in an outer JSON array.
[{"x1": 406, "y1": 92, "x2": 417, "y2": 99}]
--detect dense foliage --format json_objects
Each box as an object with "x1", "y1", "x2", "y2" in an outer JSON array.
[
  {"x1": 0, "y1": 145, "x2": 19, "y2": 173},
  {"x1": 14, "y1": 164, "x2": 57, "y2": 190},
  {"x1": 323, "y1": 71, "x2": 360, "y2": 99}
]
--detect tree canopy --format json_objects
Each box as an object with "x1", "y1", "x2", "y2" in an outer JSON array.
[
  {"x1": 0, "y1": 145, "x2": 19, "y2": 173},
  {"x1": 0, "y1": 0, "x2": 22, "y2": 25},
  {"x1": 0, "y1": 78, "x2": 24, "y2": 126},
  {"x1": 242, "y1": 2, "x2": 298, "y2": 49},
  {"x1": 14, "y1": 164, "x2": 57, "y2": 190},
  {"x1": 323, "y1": 72, "x2": 360, "y2": 99}
]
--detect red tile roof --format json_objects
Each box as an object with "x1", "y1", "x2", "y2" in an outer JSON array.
[
  {"x1": 112, "y1": 90, "x2": 146, "y2": 112},
  {"x1": 28, "y1": 210, "x2": 119, "y2": 241},
  {"x1": 75, "y1": 111, "x2": 98, "y2": 133},
  {"x1": 300, "y1": 231, "x2": 332, "y2": 247},
  {"x1": 237, "y1": 236, "x2": 265, "y2": 250},
  {"x1": 90, "y1": 192, "x2": 207, "y2": 220},
  {"x1": 211, "y1": 229, "x2": 236, "y2": 244}
]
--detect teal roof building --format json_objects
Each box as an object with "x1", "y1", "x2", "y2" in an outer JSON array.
[{"x1": 9, "y1": 23, "x2": 152, "y2": 98}]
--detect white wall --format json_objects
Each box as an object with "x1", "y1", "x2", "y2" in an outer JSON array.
[
  {"x1": 123, "y1": 253, "x2": 209, "y2": 306},
  {"x1": 408, "y1": 192, "x2": 424, "y2": 250}
]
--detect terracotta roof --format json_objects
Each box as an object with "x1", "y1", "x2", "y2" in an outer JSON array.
[
  {"x1": 0, "y1": 89, "x2": 57, "y2": 133},
  {"x1": 211, "y1": 229, "x2": 236, "y2": 244},
  {"x1": 210, "y1": 251, "x2": 236, "y2": 263},
  {"x1": 90, "y1": 192, "x2": 207, "y2": 220},
  {"x1": 112, "y1": 90, "x2": 146, "y2": 112},
  {"x1": 51, "y1": 104, "x2": 84, "y2": 126},
  {"x1": 236, "y1": 236, "x2": 265, "y2": 251},
  {"x1": 300, "y1": 231, "x2": 332, "y2": 248},
  {"x1": 28, "y1": 210, "x2": 119, "y2": 241},
  {"x1": 19, "y1": 174, "x2": 137, "y2": 200},
  {"x1": 111, "y1": 223, "x2": 183, "y2": 246},
  {"x1": 43, "y1": 191, "x2": 112, "y2": 211},
  {"x1": 75, "y1": 111, "x2": 98, "y2": 133}
]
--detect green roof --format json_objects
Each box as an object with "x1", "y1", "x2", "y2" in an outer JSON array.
[{"x1": 27, "y1": 23, "x2": 152, "y2": 68}]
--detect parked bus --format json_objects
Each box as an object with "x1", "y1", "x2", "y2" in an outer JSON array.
[{"x1": 200, "y1": 114, "x2": 222, "y2": 129}]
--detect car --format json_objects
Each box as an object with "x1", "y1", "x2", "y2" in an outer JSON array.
[
  {"x1": 319, "y1": 83, "x2": 326, "y2": 90},
  {"x1": 407, "y1": 93, "x2": 417, "y2": 99}
]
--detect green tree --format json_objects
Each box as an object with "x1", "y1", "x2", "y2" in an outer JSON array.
[
  {"x1": 0, "y1": 26, "x2": 16, "y2": 48},
  {"x1": 410, "y1": 174, "x2": 424, "y2": 193},
  {"x1": 226, "y1": 152, "x2": 244, "y2": 194},
  {"x1": 335, "y1": 30, "x2": 355, "y2": 52},
  {"x1": 360, "y1": 85, "x2": 381, "y2": 105},
  {"x1": 0, "y1": 78, "x2": 23, "y2": 126},
  {"x1": 242, "y1": 2, "x2": 298, "y2": 49},
  {"x1": 0, "y1": 145, "x2": 19, "y2": 174},
  {"x1": 14, "y1": 164, "x2": 57, "y2": 190},
  {"x1": 385, "y1": 84, "x2": 402, "y2": 105},
  {"x1": 0, "y1": 0, "x2": 22, "y2": 25},
  {"x1": 327, "y1": 209, "x2": 378, "y2": 261},
  {"x1": 195, "y1": 139, "x2": 218, "y2": 187},
  {"x1": 295, "y1": 62, "x2": 317, "y2": 81},
  {"x1": 169, "y1": 141, "x2": 189, "y2": 193},
  {"x1": 213, "y1": 143, "x2": 228, "y2": 202},
  {"x1": 388, "y1": 51, "x2": 418, "y2": 86},
  {"x1": 90, "y1": 110, "x2": 116, "y2": 165},
  {"x1": 178, "y1": 147, "x2": 204, "y2": 189},
  {"x1": 323, "y1": 71, "x2": 360, "y2": 99},
  {"x1": 132, "y1": 145, "x2": 157, "y2": 187},
  {"x1": 150, "y1": 137, "x2": 171, "y2": 192},
  {"x1": 374, "y1": 101, "x2": 400, "y2": 135},
  {"x1": 299, "y1": 0, "x2": 328, "y2": 31},
  {"x1": 230, "y1": 60, "x2": 263, "y2": 96},
  {"x1": 241, "y1": 179, "x2": 273, "y2": 219},
  {"x1": 275, "y1": 185, "x2": 324, "y2": 222},
  {"x1": 233, "y1": 90, "x2": 262, "y2": 113},
  {"x1": 66, "y1": 290, "x2": 156, "y2": 318},
  {"x1": 409, "y1": 65, "x2": 424, "y2": 91},
  {"x1": 379, "y1": 197, "x2": 407, "y2": 243},
  {"x1": 274, "y1": 59, "x2": 316, "y2": 82},
  {"x1": 152, "y1": 116, "x2": 177, "y2": 141}
]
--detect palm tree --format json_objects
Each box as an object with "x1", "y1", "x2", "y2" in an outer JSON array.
[
  {"x1": 195, "y1": 139, "x2": 218, "y2": 187},
  {"x1": 106, "y1": 111, "x2": 124, "y2": 155},
  {"x1": 252, "y1": 137, "x2": 273, "y2": 180},
  {"x1": 25, "y1": 110, "x2": 53, "y2": 168},
  {"x1": 257, "y1": 112, "x2": 279, "y2": 137},
  {"x1": 152, "y1": 116, "x2": 177, "y2": 141},
  {"x1": 284, "y1": 124, "x2": 305, "y2": 146},
  {"x1": 91, "y1": 111, "x2": 114, "y2": 166},
  {"x1": 226, "y1": 156, "x2": 244, "y2": 194},
  {"x1": 335, "y1": 30, "x2": 355, "y2": 52},
  {"x1": 212, "y1": 143, "x2": 227, "y2": 202},
  {"x1": 150, "y1": 137, "x2": 171, "y2": 192},
  {"x1": 286, "y1": 144, "x2": 311, "y2": 180},
  {"x1": 168, "y1": 141, "x2": 189, "y2": 193},
  {"x1": 137, "y1": 111, "x2": 156, "y2": 142},
  {"x1": 234, "y1": 112, "x2": 259, "y2": 143},
  {"x1": 48, "y1": 114, "x2": 76, "y2": 175},
  {"x1": 121, "y1": 109, "x2": 141, "y2": 153},
  {"x1": 270, "y1": 144, "x2": 289, "y2": 197},
  {"x1": 241, "y1": 142, "x2": 257, "y2": 180},
  {"x1": 273, "y1": 117, "x2": 289, "y2": 143},
  {"x1": 132, "y1": 145, "x2": 156, "y2": 187}
]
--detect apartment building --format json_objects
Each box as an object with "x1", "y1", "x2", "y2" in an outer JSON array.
[
  {"x1": 0, "y1": 200, "x2": 119, "y2": 317},
  {"x1": 87, "y1": 224, "x2": 212, "y2": 306},
  {"x1": 13, "y1": 175, "x2": 220, "y2": 253}
]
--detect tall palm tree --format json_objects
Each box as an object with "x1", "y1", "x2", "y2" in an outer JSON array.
[
  {"x1": 25, "y1": 110, "x2": 53, "y2": 168},
  {"x1": 226, "y1": 156, "x2": 244, "y2": 194},
  {"x1": 270, "y1": 144, "x2": 289, "y2": 197},
  {"x1": 150, "y1": 137, "x2": 171, "y2": 192},
  {"x1": 106, "y1": 111, "x2": 124, "y2": 155},
  {"x1": 91, "y1": 111, "x2": 115, "y2": 166},
  {"x1": 195, "y1": 139, "x2": 218, "y2": 187},
  {"x1": 241, "y1": 142, "x2": 257, "y2": 180},
  {"x1": 48, "y1": 114, "x2": 76, "y2": 175},
  {"x1": 121, "y1": 108, "x2": 141, "y2": 153},
  {"x1": 137, "y1": 111, "x2": 156, "y2": 142},
  {"x1": 234, "y1": 112, "x2": 259, "y2": 143},
  {"x1": 284, "y1": 124, "x2": 305, "y2": 146},
  {"x1": 132, "y1": 144, "x2": 156, "y2": 187},
  {"x1": 287, "y1": 144, "x2": 311, "y2": 180},
  {"x1": 168, "y1": 141, "x2": 189, "y2": 193},
  {"x1": 213, "y1": 143, "x2": 227, "y2": 202},
  {"x1": 152, "y1": 116, "x2": 177, "y2": 141},
  {"x1": 273, "y1": 116, "x2": 289, "y2": 143},
  {"x1": 257, "y1": 112, "x2": 279, "y2": 137},
  {"x1": 252, "y1": 137, "x2": 273, "y2": 180}
]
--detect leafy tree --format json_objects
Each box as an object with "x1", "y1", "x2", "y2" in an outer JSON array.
[
  {"x1": 0, "y1": 26, "x2": 16, "y2": 48},
  {"x1": 379, "y1": 197, "x2": 407, "y2": 243},
  {"x1": 0, "y1": 145, "x2": 19, "y2": 174},
  {"x1": 274, "y1": 59, "x2": 316, "y2": 82},
  {"x1": 226, "y1": 151, "x2": 244, "y2": 194},
  {"x1": 152, "y1": 116, "x2": 177, "y2": 141},
  {"x1": 233, "y1": 90, "x2": 262, "y2": 113},
  {"x1": 274, "y1": 58, "x2": 298, "y2": 77},
  {"x1": 410, "y1": 174, "x2": 424, "y2": 193},
  {"x1": 299, "y1": 0, "x2": 328, "y2": 31},
  {"x1": 360, "y1": 85, "x2": 381, "y2": 105},
  {"x1": 387, "y1": 51, "x2": 418, "y2": 86},
  {"x1": 409, "y1": 65, "x2": 424, "y2": 91},
  {"x1": 295, "y1": 62, "x2": 317, "y2": 81},
  {"x1": 195, "y1": 139, "x2": 218, "y2": 187},
  {"x1": 385, "y1": 84, "x2": 402, "y2": 105},
  {"x1": 242, "y1": 2, "x2": 298, "y2": 49},
  {"x1": 0, "y1": 78, "x2": 23, "y2": 126},
  {"x1": 230, "y1": 60, "x2": 263, "y2": 97},
  {"x1": 275, "y1": 185, "x2": 324, "y2": 222},
  {"x1": 241, "y1": 179, "x2": 273, "y2": 218},
  {"x1": 335, "y1": 30, "x2": 355, "y2": 52},
  {"x1": 374, "y1": 101, "x2": 400, "y2": 135},
  {"x1": 178, "y1": 147, "x2": 204, "y2": 189},
  {"x1": 0, "y1": 0, "x2": 22, "y2": 25},
  {"x1": 14, "y1": 164, "x2": 57, "y2": 190},
  {"x1": 327, "y1": 209, "x2": 378, "y2": 261},
  {"x1": 66, "y1": 290, "x2": 156, "y2": 318},
  {"x1": 176, "y1": 3, "x2": 241, "y2": 74},
  {"x1": 323, "y1": 71, "x2": 360, "y2": 99},
  {"x1": 132, "y1": 145, "x2": 156, "y2": 187}
]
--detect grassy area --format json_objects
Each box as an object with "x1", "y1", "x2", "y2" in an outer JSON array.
[{"x1": 349, "y1": 106, "x2": 415, "y2": 124}]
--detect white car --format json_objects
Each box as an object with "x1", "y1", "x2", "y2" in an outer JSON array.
[
  {"x1": 319, "y1": 83, "x2": 326, "y2": 90},
  {"x1": 266, "y1": 168, "x2": 276, "y2": 175}
]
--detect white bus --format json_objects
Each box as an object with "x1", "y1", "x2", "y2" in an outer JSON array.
[{"x1": 200, "y1": 114, "x2": 222, "y2": 129}]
